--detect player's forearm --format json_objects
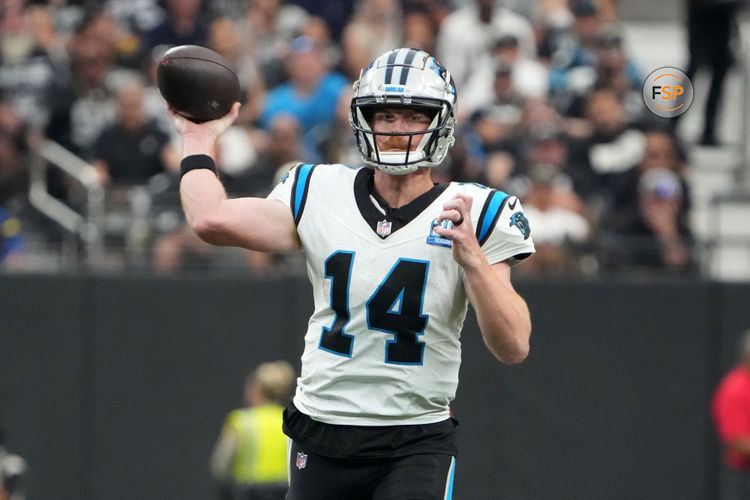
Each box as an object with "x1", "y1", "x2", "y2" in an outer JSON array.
[
  {"x1": 177, "y1": 131, "x2": 234, "y2": 244},
  {"x1": 464, "y1": 262, "x2": 531, "y2": 365},
  {"x1": 180, "y1": 168, "x2": 227, "y2": 235}
]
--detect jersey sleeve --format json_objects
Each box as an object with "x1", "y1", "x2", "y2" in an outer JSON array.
[
  {"x1": 474, "y1": 191, "x2": 535, "y2": 265},
  {"x1": 267, "y1": 162, "x2": 317, "y2": 225}
]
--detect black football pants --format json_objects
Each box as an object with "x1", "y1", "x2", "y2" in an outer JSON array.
[{"x1": 285, "y1": 439, "x2": 455, "y2": 500}]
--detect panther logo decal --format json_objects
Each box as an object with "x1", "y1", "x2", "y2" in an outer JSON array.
[
  {"x1": 510, "y1": 211, "x2": 530, "y2": 240},
  {"x1": 429, "y1": 58, "x2": 456, "y2": 97}
]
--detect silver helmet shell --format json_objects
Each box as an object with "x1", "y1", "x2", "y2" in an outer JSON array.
[{"x1": 350, "y1": 48, "x2": 457, "y2": 175}]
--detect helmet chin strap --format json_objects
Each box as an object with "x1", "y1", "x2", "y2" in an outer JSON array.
[{"x1": 374, "y1": 151, "x2": 426, "y2": 175}]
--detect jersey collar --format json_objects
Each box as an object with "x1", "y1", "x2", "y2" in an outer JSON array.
[{"x1": 354, "y1": 168, "x2": 448, "y2": 239}]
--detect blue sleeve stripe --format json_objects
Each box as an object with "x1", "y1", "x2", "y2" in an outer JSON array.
[
  {"x1": 292, "y1": 164, "x2": 316, "y2": 225},
  {"x1": 476, "y1": 190, "x2": 508, "y2": 246}
]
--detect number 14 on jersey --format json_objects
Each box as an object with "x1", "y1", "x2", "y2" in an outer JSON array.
[{"x1": 320, "y1": 250, "x2": 429, "y2": 365}]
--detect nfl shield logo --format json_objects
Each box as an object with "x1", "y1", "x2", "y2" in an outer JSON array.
[
  {"x1": 377, "y1": 219, "x2": 392, "y2": 237},
  {"x1": 296, "y1": 451, "x2": 308, "y2": 470}
]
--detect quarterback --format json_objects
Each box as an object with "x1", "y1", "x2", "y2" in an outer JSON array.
[{"x1": 173, "y1": 48, "x2": 534, "y2": 500}]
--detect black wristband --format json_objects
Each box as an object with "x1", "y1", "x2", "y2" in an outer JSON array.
[{"x1": 180, "y1": 154, "x2": 217, "y2": 179}]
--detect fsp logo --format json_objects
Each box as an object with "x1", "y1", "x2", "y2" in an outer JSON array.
[{"x1": 642, "y1": 67, "x2": 693, "y2": 118}]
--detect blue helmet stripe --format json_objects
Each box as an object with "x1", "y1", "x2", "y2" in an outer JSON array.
[
  {"x1": 399, "y1": 48, "x2": 418, "y2": 85},
  {"x1": 384, "y1": 50, "x2": 398, "y2": 84}
]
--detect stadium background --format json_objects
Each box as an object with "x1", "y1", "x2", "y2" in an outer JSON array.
[{"x1": 2, "y1": 0, "x2": 750, "y2": 499}]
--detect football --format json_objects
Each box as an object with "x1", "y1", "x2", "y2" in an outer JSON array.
[{"x1": 157, "y1": 45, "x2": 240, "y2": 123}]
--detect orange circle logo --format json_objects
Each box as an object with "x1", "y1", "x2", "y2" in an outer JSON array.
[{"x1": 642, "y1": 67, "x2": 693, "y2": 118}]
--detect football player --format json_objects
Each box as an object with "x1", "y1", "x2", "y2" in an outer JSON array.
[{"x1": 172, "y1": 48, "x2": 535, "y2": 500}]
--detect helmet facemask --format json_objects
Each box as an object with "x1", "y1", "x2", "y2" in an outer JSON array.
[{"x1": 350, "y1": 49, "x2": 457, "y2": 175}]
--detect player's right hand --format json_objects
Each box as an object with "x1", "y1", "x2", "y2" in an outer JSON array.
[
  {"x1": 168, "y1": 102, "x2": 241, "y2": 140},
  {"x1": 169, "y1": 102, "x2": 240, "y2": 157}
]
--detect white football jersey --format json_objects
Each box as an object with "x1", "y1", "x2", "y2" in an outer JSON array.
[{"x1": 268, "y1": 164, "x2": 534, "y2": 426}]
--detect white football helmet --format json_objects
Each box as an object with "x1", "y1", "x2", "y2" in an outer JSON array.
[{"x1": 350, "y1": 48, "x2": 457, "y2": 175}]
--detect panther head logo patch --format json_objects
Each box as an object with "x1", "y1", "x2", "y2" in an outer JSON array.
[{"x1": 510, "y1": 211, "x2": 530, "y2": 240}]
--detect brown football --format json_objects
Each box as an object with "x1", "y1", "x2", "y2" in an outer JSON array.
[{"x1": 157, "y1": 45, "x2": 240, "y2": 123}]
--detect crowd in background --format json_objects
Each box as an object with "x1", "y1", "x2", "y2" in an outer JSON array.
[{"x1": 0, "y1": 0, "x2": 711, "y2": 276}]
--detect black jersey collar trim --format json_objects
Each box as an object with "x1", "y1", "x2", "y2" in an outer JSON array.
[{"x1": 354, "y1": 168, "x2": 448, "y2": 239}]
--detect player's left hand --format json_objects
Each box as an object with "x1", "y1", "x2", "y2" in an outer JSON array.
[{"x1": 434, "y1": 194, "x2": 485, "y2": 270}]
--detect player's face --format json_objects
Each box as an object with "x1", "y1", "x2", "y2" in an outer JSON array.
[{"x1": 371, "y1": 107, "x2": 432, "y2": 152}]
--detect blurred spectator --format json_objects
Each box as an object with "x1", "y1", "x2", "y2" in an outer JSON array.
[
  {"x1": 105, "y1": 0, "x2": 165, "y2": 36},
  {"x1": 262, "y1": 114, "x2": 321, "y2": 172},
  {"x1": 525, "y1": 122, "x2": 568, "y2": 172},
  {"x1": 341, "y1": 0, "x2": 402, "y2": 81},
  {"x1": 206, "y1": 16, "x2": 266, "y2": 126},
  {"x1": 461, "y1": 60, "x2": 556, "y2": 185},
  {"x1": 86, "y1": 76, "x2": 177, "y2": 269},
  {"x1": 235, "y1": 0, "x2": 310, "y2": 89},
  {"x1": 258, "y1": 35, "x2": 348, "y2": 148},
  {"x1": 462, "y1": 32, "x2": 549, "y2": 119},
  {"x1": 552, "y1": 25, "x2": 642, "y2": 121},
  {"x1": 0, "y1": 4, "x2": 67, "y2": 130},
  {"x1": 89, "y1": 79, "x2": 176, "y2": 187},
  {"x1": 599, "y1": 167, "x2": 693, "y2": 272},
  {"x1": 290, "y1": 0, "x2": 355, "y2": 41},
  {"x1": 68, "y1": 8, "x2": 144, "y2": 69},
  {"x1": 461, "y1": 105, "x2": 523, "y2": 187},
  {"x1": 599, "y1": 129, "x2": 693, "y2": 272},
  {"x1": 547, "y1": 1, "x2": 603, "y2": 114},
  {"x1": 210, "y1": 360, "x2": 295, "y2": 500},
  {"x1": 1, "y1": 0, "x2": 31, "y2": 63},
  {"x1": 299, "y1": 17, "x2": 342, "y2": 86},
  {"x1": 318, "y1": 87, "x2": 360, "y2": 166},
  {"x1": 493, "y1": 120, "x2": 572, "y2": 194},
  {"x1": 590, "y1": 27, "x2": 642, "y2": 121},
  {"x1": 436, "y1": 0, "x2": 536, "y2": 93},
  {"x1": 607, "y1": 129, "x2": 690, "y2": 224},
  {"x1": 517, "y1": 165, "x2": 590, "y2": 276},
  {"x1": 45, "y1": 26, "x2": 132, "y2": 203},
  {"x1": 534, "y1": 0, "x2": 575, "y2": 64},
  {"x1": 713, "y1": 327, "x2": 750, "y2": 500},
  {"x1": 144, "y1": 0, "x2": 207, "y2": 52},
  {"x1": 567, "y1": 89, "x2": 646, "y2": 204},
  {"x1": 215, "y1": 124, "x2": 271, "y2": 198},
  {"x1": 682, "y1": 0, "x2": 740, "y2": 146},
  {"x1": 45, "y1": 20, "x2": 137, "y2": 157},
  {"x1": 0, "y1": 428, "x2": 26, "y2": 500},
  {"x1": 401, "y1": 6, "x2": 439, "y2": 54}
]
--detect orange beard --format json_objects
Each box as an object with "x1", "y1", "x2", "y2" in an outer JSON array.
[{"x1": 379, "y1": 135, "x2": 419, "y2": 151}]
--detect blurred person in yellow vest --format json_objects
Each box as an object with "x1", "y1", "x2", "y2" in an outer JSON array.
[{"x1": 210, "y1": 360, "x2": 296, "y2": 500}]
